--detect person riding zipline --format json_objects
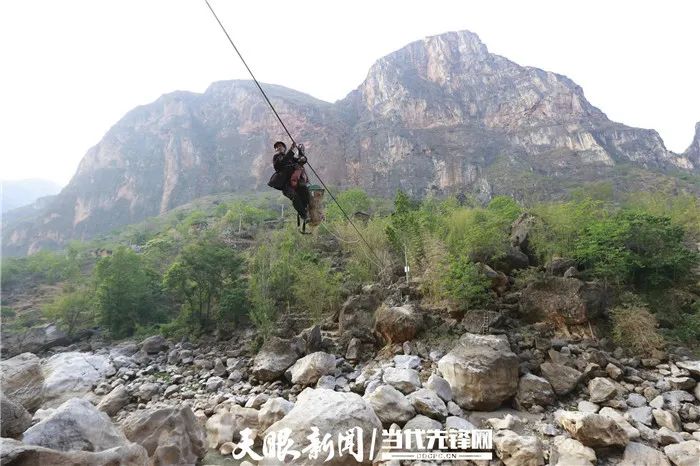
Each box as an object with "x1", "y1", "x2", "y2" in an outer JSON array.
[{"x1": 267, "y1": 140, "x2": 311, "y2": 222}]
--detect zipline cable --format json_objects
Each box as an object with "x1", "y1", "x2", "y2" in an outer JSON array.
[{"x1": 203, "y1": 0, "x2": 386, "y2": 267}]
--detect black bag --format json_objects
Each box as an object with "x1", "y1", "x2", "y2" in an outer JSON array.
[{"x1": 267, "y1": 171, "x2": 286, "y2": 190}]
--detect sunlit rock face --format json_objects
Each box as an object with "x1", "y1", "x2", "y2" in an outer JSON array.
[{"x1": 3, "y1": 30, "x2": 697, "y2": 255}]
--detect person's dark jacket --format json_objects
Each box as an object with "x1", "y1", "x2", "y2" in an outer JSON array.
[{"x1": 268, "y1": 146, "x2": 305, "y2": 191}]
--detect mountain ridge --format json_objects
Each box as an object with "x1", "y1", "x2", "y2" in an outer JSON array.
[{"x1": 3, "y1": 29, "x2": 699, "y2": 256}]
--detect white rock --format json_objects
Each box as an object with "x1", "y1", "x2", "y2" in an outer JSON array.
[{"x1": 41, "y1": 352, "x2": 115, "y2": 408}]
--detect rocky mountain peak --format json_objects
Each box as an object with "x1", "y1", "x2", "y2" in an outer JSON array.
[{"x1": 684, "y1": 121, "x2": 700, "y2": 165}]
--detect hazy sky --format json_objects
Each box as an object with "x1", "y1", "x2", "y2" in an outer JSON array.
[{"x1": 1, "y1": 0, "x2": 698, "y2": 186}]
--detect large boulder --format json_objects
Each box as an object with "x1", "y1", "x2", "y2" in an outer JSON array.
[
  {"x1": 260, "y1": 388, "x2": 382, "y2": 465},
  {"x1": 663, "y1": 441, "x2": 700, "y2": 466},
  {"x1": 0, "y1": 438, "x2": 148, "y2": 466},
  {"x1": 382, "y1": 367, "x2": 421, "y2": 394},
  {"x1": 1, "y1": 324, "x2": 70, "y2": 357},
  {"x1": 22, "y1": 398, "x2": 131, "y2": 452},
  {"x1": 493, "y1": 430, "x2": 544, "y2": 466},
  {"x1": 588, "y1": 377, "x2": 619, "y2": 403},
  {"x1": 121, "y1": 405, "x2": 206, "y2": 466},
  {"x1": 251, "y1": 336, "x2": 305, "y2": 382},
  {"x1": 97, "y1": 385, "x2": 131, "y2": 417},
  {"x1": 139, "y1": 335, "x2": 168, "y2": 354},
  {"x1": 520, "y1": 277, "x2": 605, "y2": 326},
  {"x1": 438, "y1": 333, "x2": 518, "y2": 410},
  {"x1": 338, "y1": 290, "x2": 382, "y2": 344},
  {"x1": 0, "y1": 353, "x2": 44, "y2": 411},
  {"x1": 373, "y1": 304, "x2": 423, "y2": 344},
  {"x1": 1, "y1": 393, "x2": 32, "y2": 438},
  {"x1": 406, "y1": 388, "x2": 448, "y2": 421},
  {"x1": 515, "y1": 373, "x2": 555, "y2": 409},
  {"x1": 41, "y1": 352, "x2": 116, "y2": 408},
  {"x1": 510, "y1": 212, "x2": 536, "y2": 261},
  {"x1": 620, "y1": 442, "x2": 670, "y2": 466},
  {"x1": 555, "y1": 411, "x2": 629, "y2": 448},
  {"x1": 540, "y1": 362, "x2": 582, "y2": 396},
  {"x1": 205, "y1": 404, "x2": 260, "y2": 449},
  {"x1": 285, "y1": 351, "x2": 336, "y2": 386},
  {"x1": 258, "y1": 397, "x2": 294, "y2": 433},
  {"x1": 364, "y1": 384, "x2": 416, "y2": 426},
  {"x1": 549, "y1": 436, "x2": 596, "y2": 466}
]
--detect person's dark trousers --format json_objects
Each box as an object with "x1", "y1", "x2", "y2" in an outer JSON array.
[{"x1": 283, "y1": 185, "x2": 309, "y2": 219}]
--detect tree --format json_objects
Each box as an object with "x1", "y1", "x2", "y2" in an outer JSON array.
[
  {"x1": 325, "y1": 188, "x2": 371, "y2": 222},
  {"x1": 94, "y1": 247, "x2": 164, "y2": 338},
  {"x1": 163, "y1": 233, "x2": 245, "y2": 332},
  {"x1": 44, "y1": 287, "x2": 96, "y2": 337}
]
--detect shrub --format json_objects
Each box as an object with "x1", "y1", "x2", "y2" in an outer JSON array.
[
  {"x1": 574, "y1": 210, "x2": 698, "y2": 289},
  {"x1": 43, "y1": 287, "x2": 96, "y2": 337},
  {"x1": 610, "y1": 295, "x2": 664, "y2": 355},
  {"x1": 437, "y1": 253, "x2": 492, "y2": 310},
  {"x1": 293, "y1": 260, "x2": 343, "y2": 323},
  {"x1": 324, "y1": 188, "x2": 371, "y2": 222},
  {"x1": 528, "y1": 197, "x2": 611, "y2": 264}
]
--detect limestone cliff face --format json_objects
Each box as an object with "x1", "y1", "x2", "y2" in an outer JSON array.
[
  {"x1": 3, "y1": 30, "x2": 698, "y2": 255},
  {"x1": 683, "y1": 122, "x2": 700, "y2": 167}
]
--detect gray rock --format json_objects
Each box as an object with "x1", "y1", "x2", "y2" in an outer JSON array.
[
  {"x1": 447, "y1": 400, "x2": 463, "y2": 416},
  {"x1": 663, "y1": 390, "x2": 696, "y2": 412},
  {"x1": 382, "y1": 367, "x2": 421, "y2": 394},
  {"x1": 407, "y1": 388, "x2": 448, "y2": 421},
  {"x1": 22, "y1": 398, "x2": 129, "y2": 452},
  {"x1": 578, "y1": 400, "x2": 600, "y2": 413},
  {"x1": 345, "y1": 337, "x2": 361, "y2": 361},
  {"x1": 425, "y1": 374, "x2": 452, "y2": 402},
  {"x1": 588, "y1": 377, "x2": 618, "y2": 403},
  {"x1": 0, "y1": 437, "x2": 148, "y2": 465},
  {"x1": 206, "y1": 376, "x2": 224, "y2": 392},
  {"x1": 213, "y1": 358, "x2": 227, "y2": 377},
  {"x1": 515, "y1": 373, "x2": 555, "y2": 409},
  {"x1": 445, "y1": 416, "x2": 476, "y2": 431},
  {"x1": 627, "y1": 393, "x2": 647, "y2": 408},
  {"x1": 393, "y1": 354, "x2": 421, "y2": 369},
  {"x1": 140, "y1": 335, "x2": 168, "y2": 354},
  {"x1": 41, "y1": 352, "x2": 116, "y2": 408},
  {"x1": 136, "y1": 382, "x2": 159, "y2": 402},
  {"x1": 364, "y1": 384, "x2": 416, "y2": 425},
  {"x1": 97, "y1": 385, "x2": 130, "y2": 417},
  {"x1": 260, "y1": 388, "x2": 382, "y2": 465},
  {"x1": 285, "y1": 351, "x2": 336, "y2": 386},
  {"x1": 658, "y1": 427, "x2": 685, "y2": 446},
  {"x1": 258, "y1": 397, "x2": 294, "y2": 432},
  {"x1": 555, "y1": 410, "x2": 629, "y2": 448},
  {"x1": 541, "y1": 362, "x2": 582, "y2": 396},
  {"x1": 251, "y1": 336, "x2": 305, "y2": 382},
  {"x1": 316, "y1": 375, "x2": 336, "y2": 390},
  {"x1": 438, "y1": 333, "x2": 519, "y2": 410},
  {"x1": 1, "y1": 393, "x2": 32, "y2": 438},
  {"x1": 404, "y1": 414, "x2": 442, "y2": 431},
  {"x1": 654, "y1": 409, "x2": 683, "y2": 432},
  {"x1": 628, "y1": 406, "x2": 653, "y2": 426},
  {"x1": 549, "y1": 436, "x2": 596, "y2": 466},
  {"x1": 675, "y1": 361, "x2": 700, "y2": 377},
  {"x1": 663, "y1": 440, "x2": 700, "y2": 466},
  {"x1": 493, "y1": 429, "x2": 544, "y2": 466},
  {"x1": 620, "y1": 442, "x2": 671, "y2": 466},
  {"x1": 0, "y1": 352, "x2": 44, "y2": 411},
  {"x1": 599, "y1": 407, "x2": 640, "y2": 441}
]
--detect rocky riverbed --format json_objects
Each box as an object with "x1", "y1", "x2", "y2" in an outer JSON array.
[{"x1": 2, "y1": 301, "x2": 700, "y2": 466}]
